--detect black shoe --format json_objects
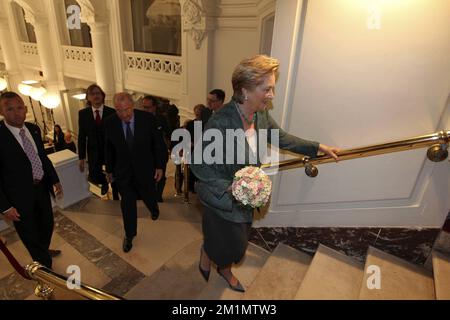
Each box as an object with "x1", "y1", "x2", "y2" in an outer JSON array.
[
  {"x1": 151, "y1": 208, "x2": 160, "y2": 221},
  {"x1": 101, "y1": 184, "x2": 109, "y2": 195},
  {"x1": 217, "y1": 267, "x2": 245, "y2": 293},
  {"x1": 122, "y1": 237, "x2": 133, "y2": 253},
  {"x1": 48, "y1": 249, "x2": 61, "y2": 258},
  {"x1": 198, "y1": 247, "x2": 210, "y2": 282}
]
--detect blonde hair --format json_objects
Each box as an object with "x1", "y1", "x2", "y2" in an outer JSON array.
[{"x1": 232, "y1": 55, "x2": 280, "y2": 103}]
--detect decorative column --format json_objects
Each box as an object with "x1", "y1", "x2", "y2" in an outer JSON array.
[
  {"x1": 0, "y1": 11, "x2": 22, "y2": 92},
  {"x1": 88, "y1": 22, "x2": 116, "y2": 102},
  {"x1": 180, "y1": 0, "x2": 215, "y2": 109},
  {"x1": 22, "y1": 7, "x2": 65, "y2": 128},
  {"x1": 79, "y1": 3, "x2": 116, "y2": 103},
  {"x1": 27, "y1": 17, "x2": 59, "y2": 86}
]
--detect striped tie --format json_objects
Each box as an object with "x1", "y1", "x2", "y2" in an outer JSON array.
[{"x1": 19, "y1": 129, "x2": 44, "y2": 181}]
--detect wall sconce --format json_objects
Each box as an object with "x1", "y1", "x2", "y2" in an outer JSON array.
[
  {"x1": 22, "y1": 80, "x2": 39, "y2": 85},
  {"x1": 40, "y1": 92, "x2": 61, "y2": 129},
  {"x1": 18, "y1": 82, "x2": 50, "y2": 140},
  {"x1": 72, "y1": 93, "x2": 87, "y2": 100},
  {"x1": 40, "y1": 92, "x2": 61, "y2": 109},
  {"x1": 30, "y1": 87, "x2": 47, "y2": 101},
  {"x1": 18, "y1": 83, "x2": 33, "y2": 96},
  {"x1": 0, "y1": 78, "x2": 7, "y2": 92}
]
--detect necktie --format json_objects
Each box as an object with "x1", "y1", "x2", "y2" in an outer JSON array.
[
  {"x1": 125, "y1": 122, "x2": 134, "y2": 148},
  {"x1": 95, "y1": 110, "x2": 101, "y2": 126},
  {"x1": 19, "y1": 129, "x2": 44, "y2": 181}
]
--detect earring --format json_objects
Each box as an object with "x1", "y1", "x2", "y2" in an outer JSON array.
[{"x1": 244, "y1": 96, "x2": 248, "y2": 101}]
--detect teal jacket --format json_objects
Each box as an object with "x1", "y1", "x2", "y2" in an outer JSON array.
[{"x1": 190, "y1": 100, "x2": 319, "y2": 223}]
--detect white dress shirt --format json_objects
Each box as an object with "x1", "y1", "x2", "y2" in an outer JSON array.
[
  {"x1": 92, "y1": 105, "x2": 104, "y2": 119},
  {"x1": 4, "y1": 122, "x2": 39, "y2": 153}
]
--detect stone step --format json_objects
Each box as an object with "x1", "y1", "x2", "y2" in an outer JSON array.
[
  {"x1": 295, "y1": 244, "x2": 364, "y2": 300},
  {"x1": 125, "y1": 239, "x2": 208, "y2": 300},
  {"x1": 359, "y1": 246, "x2": 435, "y2": 300},
  {"x1": 196, "y1": 243, "x2": 270, "y2": 300},
  {"x1": 242, "y1": 243, "x2": 312, "y2": 300},
  {"x1": 65, "y1": 196, "x2": 203, "y2": 224},
  {"x1": 432, "y1": 251, "x2": 450, "y2": 300}
]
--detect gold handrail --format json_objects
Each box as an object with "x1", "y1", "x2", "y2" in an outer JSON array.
[
  {"x1": 26, "y1": 262, "x2": 124, "y2": 300},
  {"x1": 261, "y1": 130, "x2": 450, "y2": 177}
]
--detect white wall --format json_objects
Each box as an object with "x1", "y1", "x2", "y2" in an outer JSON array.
[
  {"x1": 210, "y1": 0, "x2": 274, "y2": 101},
  {"x1": 211, "y1": 29, "x2": 259, "y2": 100},
  {"x1": 258, "y1": 0, "x2": 450, "y2": 228}
]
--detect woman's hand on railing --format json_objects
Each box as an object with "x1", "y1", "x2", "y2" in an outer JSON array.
[{"x1": 319, "y1": 144, "x2": 341, "y2": 162}]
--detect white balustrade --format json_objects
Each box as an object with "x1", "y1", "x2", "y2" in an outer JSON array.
[
  {"x1": 124, "y1": 51, "x2": 182, "y2": 76},
  {"x1": 21, "y1": 42, "x2": 39, "y2": 56},
  {"x1": 62, "y1": 46, "x2": 94, "y2": 63}
]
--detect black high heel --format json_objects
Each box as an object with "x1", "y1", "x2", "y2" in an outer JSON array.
[
  {"x1": 198, "y1": 247, "x2": 210, "y2": 282},
  {"x1": 217, "y1": 267, "x2": 245, "y2": 293}
]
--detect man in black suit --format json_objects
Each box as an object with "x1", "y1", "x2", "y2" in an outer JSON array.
[
  {"x1": 78, "y1": 84, "x2": 118, "y2": 198},
  {"x1": 105, "y1": 93, "x2": 166, "y2": 252},
  {"x1": 0, "y1": 92, "x2": 63, "y2": 268},
  {"x1": 206, "y1": 89, "x2": 225, "y2": 112},
  {"x1": 142, "y1": 95, "x2": 169, "y2": 202}
]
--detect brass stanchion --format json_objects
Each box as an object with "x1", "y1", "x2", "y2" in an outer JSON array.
[{"x1": 183, "y1": 163, "x2": 190, "y2": 203}]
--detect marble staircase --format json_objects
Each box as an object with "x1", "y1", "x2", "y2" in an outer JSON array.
[{"x1": 1, "y1": 183, "x2": 449, "y2": 300}]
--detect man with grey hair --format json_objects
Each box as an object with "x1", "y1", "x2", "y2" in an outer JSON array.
[{"x1": 104, "y1": 93, "x2": 166, "y2": 252}]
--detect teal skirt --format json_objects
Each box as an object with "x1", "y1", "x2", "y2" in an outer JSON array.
[{"x1": 202, "y1": 205, "x2": 252, "y2": 267}]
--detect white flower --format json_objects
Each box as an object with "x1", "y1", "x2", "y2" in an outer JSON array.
[{"x1": 232, "y1": 166, "x2": 272, "y2": 209}]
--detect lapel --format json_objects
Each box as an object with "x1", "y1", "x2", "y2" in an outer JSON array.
[
  {"x1": 228, "y1": 103, "x2": 260, "y2": 166},
  {"x1": 133, "y1": 111, "x2": 141, "y2": 146},
  {"x1": 0, "y1": 121, "x2": 34, "y2": 162},
  {"x1": 86, "y1": 107, "x2": 95, "y2": 125}
]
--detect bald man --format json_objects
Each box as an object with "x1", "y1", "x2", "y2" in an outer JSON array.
[
  {"x1": 0, "y1": 92, "x2": 62, "y2": 268},
  {"x1": 104, "y1": 93, "x2": 166, "y2": 252}
]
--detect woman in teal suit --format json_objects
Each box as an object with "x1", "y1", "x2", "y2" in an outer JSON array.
[{"x1": 191, "y1": 55, "x2": 339, "y2": 292}]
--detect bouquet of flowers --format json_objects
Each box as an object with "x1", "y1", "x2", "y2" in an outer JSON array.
[{"x1": 231, "y1": 166, "x2": 272, "y2": 208}]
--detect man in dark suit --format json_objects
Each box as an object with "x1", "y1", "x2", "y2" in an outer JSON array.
[
  {"x1": 0, "y1": 92, "x2": 63, "y2": 269},
  {"x1": 207, "y1": 89, "x2": 225, "y2": 112},
  {"x1": 78, "y1": 84, "x2": 118, "y2": 198},
  {"x1": 141, "y1": 95, "x2": 169, "y2": 202},
  {"x1": 105, "y1": 93, "x2": 166, "y2": 252}
]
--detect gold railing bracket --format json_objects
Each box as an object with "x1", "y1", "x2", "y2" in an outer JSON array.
[
  {"x1": 303, "y1": 157, "x2": 318, "y2": 177},
  {"x1": 427, "y1": 144, "x2": 449, "y2": 162},
  {"x1": 26, "y1": 262, "x2": 55, "y2": 300},
  {"x1": 34, "y1": 282, "x2": 55, "y2": 300}
]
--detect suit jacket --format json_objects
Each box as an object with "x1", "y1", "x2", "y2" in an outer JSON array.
[
  {"x1": 78, "y1": 105, "x2": 116, "y2": 165},
  {"x1": 104, "y1": 110, "x2": 166, "y2": 189},
  {"x1": 190, "y1": 100, "x2": 320, "y2": 223},
  {"x1": 0, "y1": 121, "x2": 59, "y2": 213}
]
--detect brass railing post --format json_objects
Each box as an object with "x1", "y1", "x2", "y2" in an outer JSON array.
[
  {"x1": 26, "y1": 262, "x2": 55, "y2": 300},
  {"x1": 184, "y1": 163, "x2": 190, "y2": 203}
]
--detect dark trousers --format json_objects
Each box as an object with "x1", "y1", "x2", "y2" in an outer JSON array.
[
  {"x1": 88, "y1": 160, "x2": 106, "y2": 186},
  {"x1": 155, "y1": 163, "x2": 167, "y2": 201},
  {"x1": 89, "y1": 160, "x2": 119, "y2": 199},
  {"x1": 119, "y1": 181, "x2": 159, "y2": 238},
  {"x1": 14, "y1": 182, "x2": 54, "y2": 268}
]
